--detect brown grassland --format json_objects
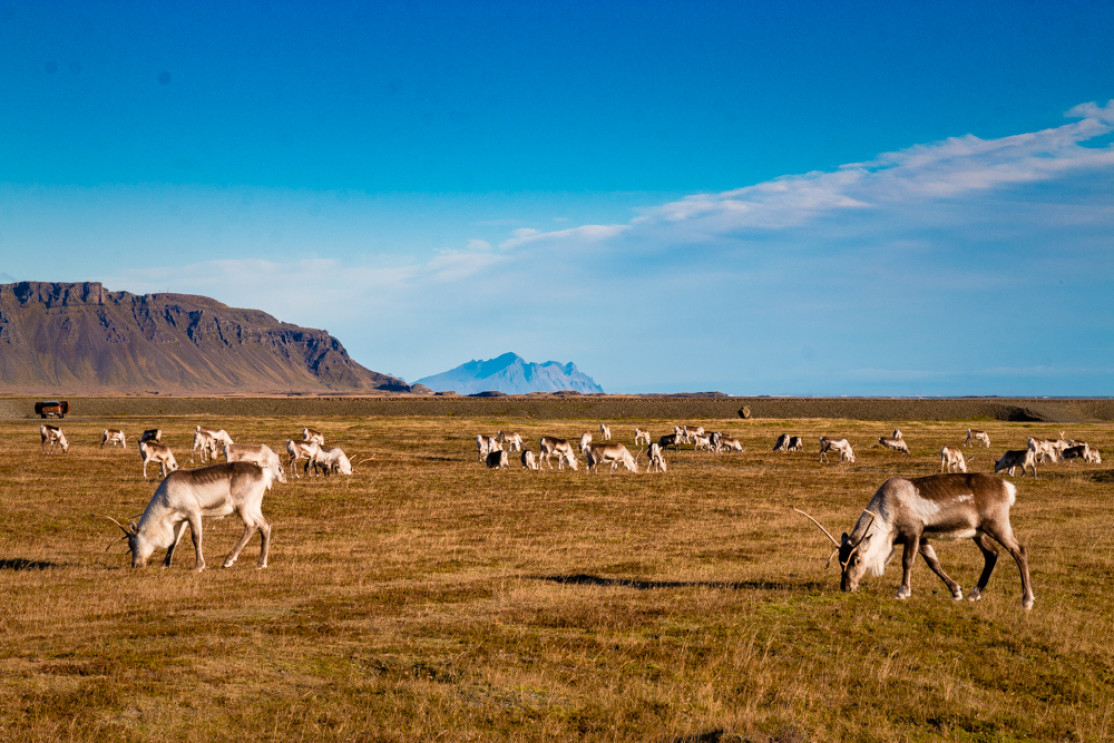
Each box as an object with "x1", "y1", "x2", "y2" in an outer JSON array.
[{"x1": 1, "y1": 400, "x2": 1112, "y2": 741}]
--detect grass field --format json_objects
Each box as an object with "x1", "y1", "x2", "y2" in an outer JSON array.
[{"x1": 1, "y1": 408, "x2": 1112, "y2": 741}]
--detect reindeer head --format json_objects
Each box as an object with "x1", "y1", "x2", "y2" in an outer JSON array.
[
  {"x1": 795, "y1": 508, "x2": 879, "y2": 592},
  {"x1": 96, "y1": 514, "x2": 154, "y2": 568}
]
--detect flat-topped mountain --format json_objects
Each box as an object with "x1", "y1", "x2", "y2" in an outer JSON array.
[
  {"x1": 0, "y1": 281, "x2": 408, "y2": 394},
  {"x1": 415, "y1": 352, "x2": 604, "y2": 395}
]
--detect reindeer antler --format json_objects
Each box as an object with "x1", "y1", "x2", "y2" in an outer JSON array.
[
  {"x1": 793, "y1": 507, "x2": 839, "y2": 547},
  {"x1": 92, "y1": 513, "x2": 133, "y2": 536}
]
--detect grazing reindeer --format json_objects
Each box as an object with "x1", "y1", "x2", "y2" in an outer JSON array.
[
  {"x1": 101, "y1": 429, "x2": 127, "y2": 449},
  {"x1": 939, "y1": 446, "x2": 969, "y2": 473},
  {"x1": 285, "y1": 439, "x2": 321, "y2": 478},
  {"x1": 497, "y1": 431, "x2": 524, "y2": 452},
  {"x1": 599, "y1": 423, "x2": 612, "y2": 441},
  {"x1": 578, "y1": 431, "x2": 593, "y2": 453},
  {"x1": 647, "y1": 443, "x2": 667, "y2": 472},
  {"x1": 140, "y1": 429, "x2": 162, "y2": 444},
  {"x1": 302, "y1": 427, "x2": 325, "y2": 446},
  {"x1": 224, "y1": 443, "x2": 286, "y2": 483},
  {"x1": 97, "y1": 462, "x2": 275, "y2": 571},
  {"x1": 634, "y1": 428, "x2": 652, "y2": 446},
  {"x1": 877, "y1": 429, "x2": 909, "y2": 454},
  {"x1": 521, "y1": 449, "x2": 539, "y2": 470},
  {"x1": 965, "y1": 429, "x2": 991, "y2": 448},
  {"x1": 995, "y1": 449, "x2": 1037, "y2": 478},
  {"x1": 140, "y1": 440, "x2": 179, "y2": 479},
  {"x1": 819, "y1": 437, "x2": 855, "y2": 463},
  {"x1": 585, "y1": 443, "x2": 638, "y2": 473},
  {"x1": 193, "y1": 426, "x2": 233, "y2": 463},
  {"x1": 476, "y1": 434, "x2": 500, "y2": 461},
  {"x1": 486, "y1": 449, "x2": 510, "y2": 469},
  {"x1": 539, "y1": 436, "x2": 578, "y2": 470},
  {"x1": 40, "y1": 424, "x2": 70, "y2": 454},
  {"x1": 796, "y1": 473, "x2": 1034, "y2": 609}
]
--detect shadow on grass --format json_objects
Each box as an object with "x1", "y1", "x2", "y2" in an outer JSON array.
[
  {"x1": 532, "y1": 573, "x2": 825, "y2": 592},
  {"x1": 0, "y1": 558, "x2": 59, "y2": 571}
]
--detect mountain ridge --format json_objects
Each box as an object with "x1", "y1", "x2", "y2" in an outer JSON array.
[
  {"x1": 0, "y1": 281, "x2": 408, "y2": 394},
  {"x1": 415, "y1": 352, "x2": 604, "y2": 395}
]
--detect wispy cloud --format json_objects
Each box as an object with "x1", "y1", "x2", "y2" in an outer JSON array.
[{"x1": 93, "y1": 101, "x2": 1114, "y2": 392}]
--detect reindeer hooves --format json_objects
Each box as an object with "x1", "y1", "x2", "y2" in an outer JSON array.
[
  {"x1": 966, "y1": 589, "x2": 983, "y2": 602},
  {"x1": 894, "y1": 589, "x2": 911, "y2": 600},
  {"x1": 1022, "y1": 595, "x2": 1035, "y2": 610},
  {"x1": 951, "y1": 588, "x2": 964, "y2": 601}
]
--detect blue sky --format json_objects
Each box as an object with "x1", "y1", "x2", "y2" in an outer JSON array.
[{"x1": 2, "y1": 1, "x2": 1113, "y2": 395}]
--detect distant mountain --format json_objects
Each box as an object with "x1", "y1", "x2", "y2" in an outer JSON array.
[
  {"x1": 0, "y1": 281, "x2": 409, "y2": 394},
  {"x1": 415, "y1": 352, "x2": 604, "y2": 395}
]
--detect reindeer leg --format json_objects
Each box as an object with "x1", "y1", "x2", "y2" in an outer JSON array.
[
  {"x1": 967, "y1": 532, "x2": 999, "y2": 602},
  {"x1": 918, "y1": 539, "x2": 963, "y2": 600},
  {"x1": 222, "y1": 521, "x2": 257, "y2": 568},
  {"x1": 895, "y1": 536, "x2": 918, "y2": 599},
  {"x1": 981, "y1": 526, "x2": 1035, "y2": 610},
  {"x1": 188, "y1": 513, "x2": 206, "y2": 572},
  {"x1": 163, "y1": 520, "x2": 189, "y2": 568}
]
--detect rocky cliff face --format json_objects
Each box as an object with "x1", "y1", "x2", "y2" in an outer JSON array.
[{"x1": 0, "y1": 282, "x2": 408, "y2": 394}]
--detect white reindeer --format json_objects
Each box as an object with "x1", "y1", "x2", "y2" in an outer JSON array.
[
  {"x1": 773, "y1": 434, "x2": 803, "y2": 452},
  {"x1": 193, "y1": 426, "x2": 233, "y2": 463},
  {"x1": 285, "y1": 439, "x2": 321, "y2": 478},
  {"x1": 578, "y1": 431, "x2": 593, "y2": 453},
  {"x1": 1027, "y1": 437, "x2": 1061, "y2": 464},
  {"x1": 599, "y1": 423, "x2": 612, "y2": 441},
  {"x1": 40, "y1": 424, "x2": 70, "y2": 454},
  {"x1": 634, "y1": 428, "x2": 652, "y2": 446},
  {"x1": 314, "y1": 446, "x2": 353, "y2": 476},
  {"x1": 717, "y1": 436, "x2": 744, "y2": 453},
  {"x1": 939, "y1": 446, "x2": 969, "y2": 473},
  {"x1": 521, "y1": 449, "x2": 539, "y2": 470},
  {"x1": 995, "y1": 449, "x2": 1037, "y2": 478},
  {"x1": 497, "y1": 431, "x2": 524, "y2": 452},
  {"x1": 647, "y1": 443, "x2": 667, "y2": 472},
  {"x1": 476, "y1": 434, "x2": 500, "y2": 461},
  {"x1": 796, "y1": 473, "x2": 1034, "y2": 609},
  {"x1": 140, "y1": 440, "x2": 179, "y2": 479},
  {"x1": 877, "y1": 430, "x2": 909, "y2": 454},
  {"x1": 101, "y1": 429, "x2": 127, "y2": 449},
  {"x1": 302, "y1": 427, "x2": 325, "y2": 446},
  {"x1": 224, "y1": 443, "x2": 287, "y2": 483},
  {"x1": 539, "y1": 436, "x2": 578, "y2": 470},
  {"x1": 98, "y1": 462, "x2": 275, "y2": 571},
  {"x1": 965, "y1": 429, "x2": 991, "y2": 448},
  {"x1": 585, "y1": 442, "x2": 638, "y2": 473},
  {"x1": 819, "y1": 436, "x2": 855, "y2": 463}
]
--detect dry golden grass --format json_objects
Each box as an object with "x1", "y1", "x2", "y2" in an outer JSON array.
[{"x1": 1, "y1": 411, "x2": 1112, "y2": 741}]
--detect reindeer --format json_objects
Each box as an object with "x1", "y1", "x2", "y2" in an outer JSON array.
[
  {"x1": 302, "y1": 427, "x2": 325, "y2": 446},
  {"x1": 634, "y1": 428, "x2": 652, "y2": 446},
  {"x1": 877, "y1": 429, "x2": 909, "y2": 454},
  {"x1": 965, "y1": 429, "x2": 991, "y2": 448},
  {"x1": 486, "y1": 449, "x2": 510, "y2": 469},
  {"x1": 578, "y1": 431, "x2": 593, "y2": 453},
  {"x1": 539, "y1": 436, "x2": 578, "y2": 470},
  {"x1": 476, "y1": 434, "x2": 500, "y2": 462},
  {"x1": 939, "y1": 446, "x2": 969, "y2": 473},
  {"x1": 97, "y1": 462, "x2": 275, "y2": 571},
  {"x1": 599, "y1": 423, "x2": 612, "y2": 441},
  {"x1": 40, "y1": 424, "x2": 70, "y2": 454},
  {"x1": 140, "y1": 440, "x2": 179, "y2": 479},
  {"x1": 285, "y1": 439, "x2": 321, "y2": 478},
  {"x1": 647, "y1": 443, "x2": 667, "y2": 472},
  {"x1": 224, "y1": 443, "x2": 287, "y2": 483},
  {"x1": 585, "y1": 443, "x2": 638, "y2": 473},
  {"x1": 313, "y1": 446, "x2": 353, "y2": 476},
  {"x1": 1027, "y1": 437, "x2": 1061, "y2": 464},
  {"x1": 819, "y1": 436, "x2": 855, "y2": 463},
  {"x1": 796, "y1": 473, "x2": 1034, "y2": 609},
  {"x1": 995, "y1": 449, "x2": 1037, "y2": 478},
  {"x1": 193, "y1": 426, "x2": 233, "y2": 463},
  {"x1": 521, "y1": 449, "x2": 539, "y2": 470},
  {"x1": 497, "y1": 431, "x2": 524, "y2": 452},
  {"x1": 101, "y1": 429, "x2": 127, "y2": 449},
  {"x1": 140, "y1": 429, "x2": 162, "y2": 444}
]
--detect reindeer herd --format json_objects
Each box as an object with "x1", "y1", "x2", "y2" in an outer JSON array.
[
  {"x1": 32, "y1": 414, "x2": 1108, "y2": 611},
  {"x1": 38, "y1": 421, "x2": 359, "y2": 572}
]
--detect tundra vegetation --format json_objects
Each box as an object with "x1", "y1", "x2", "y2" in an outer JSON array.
[{"x1": 0, "y1": 407, "x2": 1112, "y2": 741}]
